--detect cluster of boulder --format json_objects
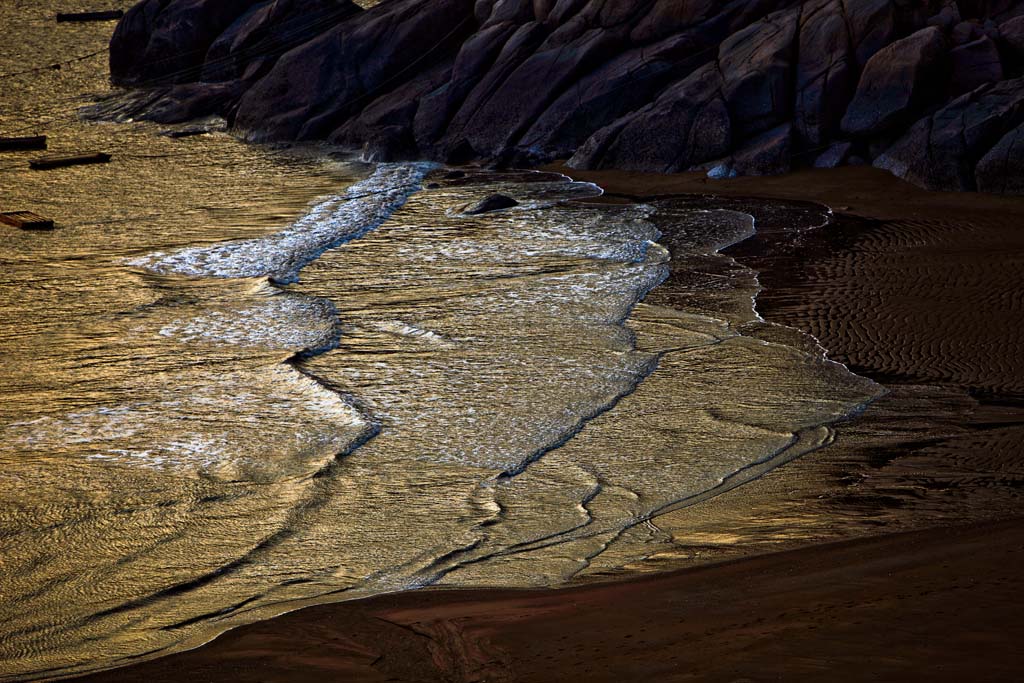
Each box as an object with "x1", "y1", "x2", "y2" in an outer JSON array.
[{"x1": 109, "y1": 0, "x2": 1024, "y2": 193}]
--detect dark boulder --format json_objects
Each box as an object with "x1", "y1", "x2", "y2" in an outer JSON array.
[
  {"x1": 233, "y1": 0, "x2": 476, "y2": 141},
  {"x1": 105, "y1": 0, "x2": 1024, "y2": 193},
  {"x1": 141, "y1": 81, "x2": 247, "y2": 123},
  {"x1": 794, "y1": 0, "x2": 857, "y2": 149},
  {"x1": 842, "y1": 26, "x2": 948, "y2": 136},
  {"x1": 875, "y1": 77, "x2": 1024, "y2": 190},
  {"x1": 794, "y1": 0, "x2": 899, "y2": 147},
  {"x1": 951, "y1": 20, "x2": 985, "y2": 45},
  {"x1": 330, "y1": 60, "x2": 453, "y2": 155},
  {"x1": 718, "y1": 9, "x2": 799, "y2": 139},
  {"x1": 451, "y1": 26, "x2": 621, "y2": 160},
  {"x1": 359, "y1": 126, "x2": 419, "y2": 163},
  {"x1": 628, "y1": 0, "x2": 721, "y2": 43},
  {"x1": 700, "y1": 122, "x2": 793, "y2": 177},
  {"x1": 847, "y1": 0, "x2": 901, "y2": 66},
  {"x1": 514, "y1": 32, "x2": 709, "y2": 162},
  {"x1": 927, "y1": 2, "x2": 961, "y2": 30},
  {"x1": 436, "y1": 21, "x2": 549, "y2": 159},
  {"x1": 950, "y1": 35, "x2": 1005, "y2": 95},
  {"x1": 110, "y1": 0, "x2": 265, "y2": 85},
  {"x1": 200, "y1": 0, "x2": 361, "y2": 83},
  {"x1": 976, "y1": 121, "x2": 1024, "y2": 192},
  {"x1": 567, "y1": 63, "x2": 731, "y2": 172},
  {"x1": 1000, "y1": 15, "x2": 1024, "y2": 65},
  {"x1": 730, "y1": 123, "x2": 794, "y2": 175},
  {"x1": 813, "y1": 141, "x2": 855, "y2": 168},
  {"x1": 108, "y1": 0, "x2": 164, "y2": 84},
  {"x1": 481, "y1": 0, "x2": 537, "y2": 26},
  {"x1": 627, "y1": 0, "x2": 795, "y2": 44},
  {"x1": 413, "y1": 22, "x2": 521, "y2": 153},
  {"x1": 465, "y1": 193, "x2": 519, "y2": 213}
]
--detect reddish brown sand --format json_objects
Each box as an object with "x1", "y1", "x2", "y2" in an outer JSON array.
[
  {"x1": 73, "y1": 520, "x2": 1024, "y2": 682},
  {"x1": 70, "y1": 166, "x2": 1024, "y2": 682}
]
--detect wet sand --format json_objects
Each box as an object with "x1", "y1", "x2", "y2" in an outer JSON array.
[
  {"x1": 72, "y1": 520, "x2": 1024, "y2": 682},
  {"x1": 70, "y1": 166, "x2": 1024, "y2": 682},
  {"x1": 565, "y1": 165, "x2": 1024, "y2": 569}
]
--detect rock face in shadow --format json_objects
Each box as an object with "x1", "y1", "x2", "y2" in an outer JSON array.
[
  {"x1": 976, "y1": 121, "x2": 1024, "y2": 192},
  {"x1": 108, "y1": 0, "x2": 1024, "y2": 193},
  {"x1": 875, "y1": 77, "x2": 1024, "y2": 191},
  {"x1": 841, "y1": 26, "x2": 948, "y2": 136}
]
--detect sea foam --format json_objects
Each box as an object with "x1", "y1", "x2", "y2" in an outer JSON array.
[{"x1": 130, "y1": 162, "x2": 436, "y2": 283}]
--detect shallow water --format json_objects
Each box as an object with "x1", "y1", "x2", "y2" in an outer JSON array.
[{"x1": 0, "y1": 3, "x2": 880, "y2": 679}]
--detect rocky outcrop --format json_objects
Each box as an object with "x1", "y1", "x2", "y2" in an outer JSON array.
[
  {"x1": 200, "y1": 0, "x2": 360, "y2": 83},
  {"x1": 233, "y1": 0, "x2": 476, "y2": 141},
  {"x1": 567, "y1": 63, "x2": 732, "y2": 173},
  {"x1": 950, "y1": 35, "x2": 1005, "y2": 95},
  {"x1": 110, "y1": 0, "x2": 361, "y2": 86},
  {"x1": 1002, "y1": 15, "x2": 1024, "y2": 63},
  {"x1": 841, "y1": 26, "x2": 947, "y2": 137},
  {"x1": 814, "y1": 141, "x2": 855, "y2": 168},
  {"x1": 107, "y1": 0, "x2": 1024, "y2": 193},
  {"x1": 976, "y1": 121, "x2": 1024, "y2": 192},
  {"x1": 875, "y1": 77, "x2": 1024, "y2": 191}
]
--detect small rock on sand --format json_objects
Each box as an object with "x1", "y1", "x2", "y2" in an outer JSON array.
[{"x1": 465, "y1": 194, "x2": 518, "y2": 214}]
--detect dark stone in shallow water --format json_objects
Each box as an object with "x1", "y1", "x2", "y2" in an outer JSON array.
[
  {"x1": 106, "y1": 0, "x2": 1024, "y2": 193},
  {"x1": 465, "y1": 194, "x2": 518, "y2": 214}
]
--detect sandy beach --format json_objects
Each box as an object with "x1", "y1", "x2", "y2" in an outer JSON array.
[
  {"x1": 67, "y1": 165, "x2": 1024, "y2": 681},
  {"x1": 71, "y1": 521, "x2": 1024, "y2": 682},
  {"x1": 7, "y1": 0, "x2": 1024, "y2": 676}
]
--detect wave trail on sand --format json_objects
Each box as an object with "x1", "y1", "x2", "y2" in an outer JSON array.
[
  {"x1": 130, "y1": 162, "x2": 436, "y2": 283},
  {"x1": 0, "y1": 164, "x2": 883, "y2": 681}
]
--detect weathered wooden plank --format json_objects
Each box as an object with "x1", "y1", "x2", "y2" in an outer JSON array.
[
  {"x1": 55, "y1": 10, "x2": 124, "y2": 22},
  {"x1": 0, "y1": 211, "x2": 55, "y2": 230},
  {"x1": 29, "y1": 152, "x2": 111, "y2": 170},
  {"x1": 0, "y1": 136, "x2": 47, "y2": 151}
]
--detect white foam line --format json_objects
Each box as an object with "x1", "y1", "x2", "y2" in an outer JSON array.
[{"x1": 129, "y1": 162, "x2": 437, "y2": 283}]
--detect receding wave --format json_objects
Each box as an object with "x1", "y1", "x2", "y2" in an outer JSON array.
[
  {"x1": 129, "y1": 162, "x2": 436, "y2": 283},
  {"x1": 0, "y1": 165, "x2": 881, "y2": 681}
]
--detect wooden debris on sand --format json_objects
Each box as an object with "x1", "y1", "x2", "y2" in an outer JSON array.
[
  {"x1": 29, "y1": 152, "x2": 110, "y2": 170},
  {"x1": 0, "y1": 211, "x2": 55, "y2": 230},
  {"x1": 55, "y1": 10, "x2": 124, "y2": 22},
  {"x1": 0, "y1": 136, "x2": 47, "y2": 151}
]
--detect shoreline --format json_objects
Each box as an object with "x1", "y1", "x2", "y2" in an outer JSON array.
[
  {"x1": 71, "y1": 518, "x2": 1024, "y2": 682},
  {"x1": 548, "y1": 163, "x2": 1024, "y2": 223},
  {"x1": 67, "y1": 165, "x2": 1024, "y2": 682}
]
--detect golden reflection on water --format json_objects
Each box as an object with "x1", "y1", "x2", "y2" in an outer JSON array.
[{"x1": 0, "y1": 2, "x2": 882, "y2": 680}]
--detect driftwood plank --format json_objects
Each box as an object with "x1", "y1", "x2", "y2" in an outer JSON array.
[
  {"x1": 29, "y1": 152, "x2": 111, "y2": 170},
  {"x1": 0, "y1": 136, "x2": 47, "y2": 151},
  {"x1": 0, "y1": 211, "x2": 55, "y2": 230}
]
